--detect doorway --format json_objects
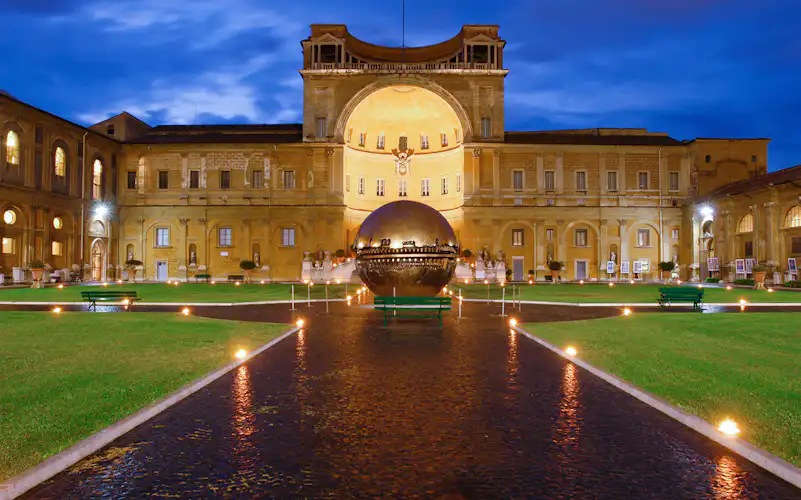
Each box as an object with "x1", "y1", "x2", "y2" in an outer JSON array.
[
  {"x1": 91, "y1": 240, "x2": 106, "y2": 282},
  {"x1": 156, "y1": 261, "x2": 168, "y2": 281},
  {"x1": 575, "y1": 259, "x2": 588, "y2": 281},
  {"x1": 512, "y1": 257, "x2": 524, "y2": 281}
]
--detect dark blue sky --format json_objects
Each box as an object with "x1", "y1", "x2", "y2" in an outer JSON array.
[{"x1": 1, "y1": 0, "x2": 799, "y2": 170}]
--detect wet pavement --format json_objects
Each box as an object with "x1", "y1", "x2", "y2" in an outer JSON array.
[{"x1": 19, "y1": 301, "x2": 801, "y2": 498}]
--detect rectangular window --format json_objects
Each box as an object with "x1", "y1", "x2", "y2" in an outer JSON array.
[
  {"x1": 637, "y1": 229, "x2": 651, "y2": 247},
  {"x1": 316, "y1": 117, "x2": 327, "y2": 138},
  {"x1": 546, "y1": 228, "x2": 554, "y2": 240},
  {"x1": 345, "y1": 174, "x2": 351, "y2": 192},
  {"x1": 282, "y1": 228, "x2": 295, "y2": 247},
  {"x1": 513, "y1": 170, "x2": 524, "y2": 190},
  {"x1": 220, "y1": 170, "x2": 231, "y2": 190},
  {"x1": 399, "y1": 136, "x2": 408, "y2": 151},
  {"x1": 576, "y1": 171, "x2": 586, "y2": 191},
  {"x1": 376, "y1": 179, "x2": 385, "y2": 196},
  {"x1": 456, "y1": 173, "x2": 462, "y2": 192},
  {"x1": 127, "y1": 171, "x2": 137, "y2": 189},
  {"x1": 158, "y1": 171, "x2": 169, "y2": 190},
  {"x1": 421, "y1": 135, "x2": 430, "y2": 150},
  {"x1": 51, "y1": 241, "x2": 63, "y2": 256},
  {"x1": 377, "y1": 134, "x2": 385, "y2": 149},
  {"x1": 481, "y1": 117, "x2": 492, "y2": 138},
  {"x1": 156, "y1": 228, "x2": 170, "y2": 247},
  {"x1": 358, "y1": 176, "x2": 365, "y2": 195},
  {"x1": 512, "y1": 229, "x2": 524, "y2": 247},
  {"x1": 2, "y1": 237, "x2": 14, "y2": 254},
  {"x1": 421, "y1": 179, "x2": 430, "y2": 197},
  {"x1": 669, "y1": 171, "x2": 679, "y2": 191},
  {"x1": 252, "y1": 170, "x2": 263, "y2": 188},
  {"x1": 441, "y1": 177, "x2": 449, "y2": 195},
  {"x1": 575, "y1": 229, "x2": 588, "y2": 247},
  {"x1": 441, "y1": 133, "x2": 448, "y2": 147},
  {"x1": 218, "y1": 227, "x2": 232, "y2": 247},
  {"x1": 672, "y1": 228, "x2": 680, "y2": 239},
  {"x1": 359, "y1": 133, "x2": 366, "y2": 147},
  {"x1": 190, "y1": 170, "x2": 199, "y2": 189},
  {"x1": 544, "y1": 170, "x2": 555, "y2": 191},
  {"x1": 607, "y1": 171, "x2": 618, "y2": 191},
  {"x1": 398, "y1": 179, "x2": 408, "y2": 197},
  {"x1": 283, "y1": 170, "x2": 295, "y2": 189},
  {"x1": 638, "y1": 172, "x2": 649, "y2": 190}
]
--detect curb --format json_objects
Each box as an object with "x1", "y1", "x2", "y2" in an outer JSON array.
[
  {"x1": 459, "y1": 298, "x2": 801, "y2": 308},
  {"x1": 0, "y1": 299, "x2": 345, "y2": 307},
  {"x1": 512, "y1": 325, "x2": 801, "y2": 489},
  {"x1": 0, "y1": 326, "x2": 301, "y2": 500}
]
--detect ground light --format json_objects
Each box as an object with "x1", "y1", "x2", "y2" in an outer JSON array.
[
  {"x1": 117, "y1": 279, "x2": 123, "y2": 284},
  {"x1": 529, "y1": 279, "x2": 533, "y2": 284},
  {"x1": 52, "y1": 307, "x2": 62, "y2": 314},
  {"x1": 167, "y1": 280, "x2": 172, "y2": 284},
  {"x1": 261, "y1": 280, "x2": 265, "y2": 284},
  {"x1": 211, "y1": 280, "x2": 216, "y2": 285},
  {"x1": 181, "y1": 307, "x2": 190, "y2": 316},
  {"x1": 235, "y1": 281, "x2": 241, "y2": 286},
  {"x1": 677, "y1": 279, "x2": 682, "y2": 285},
  {"x1": 57, "y1": 284, "x2": 64, "y2": 289},
  {"x1": 579, "y1": 280, "x2": 584, "y2": 285},
  {"x1": 102, "y1": 282, "x2": 108, "y2": 287},
  {"x1": 718, "y1": 418, "x2": 741, "y2": 437},
  {"x1": 698, "y1": 284, "x2": 703, "y2": 289},
  {"x1": 296, "y1": 318, "x2": 305, "y2": 328},
  {"x1": 630, "y1": 280, "x2": 635, "y2": 285},
  {"x1": 726, "y1": 285, "x2": 732, "y2": 291},
  {"x1": 739, "y1": 299, "x2": 747, "y2": 306},
  {"x1": 609, "y1": 282, "x2": 615, "y2": 287},
  {"x1": 508, "y1": 318, "x2": 517, "y2": 327},
  {"x1": 767, "y1": 288, "x2": 774, "y2": 293},
  {"x1": 565, "y1": 346, "x2": 578, "y2": 356},
  {"x1": 122, "y1": 299, "x2": 130, "y2": 306},
  {"x1": 234, "y1": 349, "x2": 247, "y2": 360},
  {"x1": 623, "y1": 308, "x2": 632, "y2": 316}
]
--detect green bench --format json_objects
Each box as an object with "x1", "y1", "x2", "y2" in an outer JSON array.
[
  {"x1": 657, "y1": 287, "x2": 704, "y2": 310},
  {"x1": 81, "y1": 290, "x2": 141, "y2": 310},
  {"x1": 194, "y1": 273, "x2": 211, "y2": 283},
  {"x1": 374, "y1": 296, "x2": 452, "y2": 327},
  {"x1": 227, "y1": 274, "x2": 245, "y2": 283}
]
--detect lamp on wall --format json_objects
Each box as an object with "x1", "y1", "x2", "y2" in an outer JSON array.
[{"x1": 700, "y1": 205, "x2": 714, "y2": 218}]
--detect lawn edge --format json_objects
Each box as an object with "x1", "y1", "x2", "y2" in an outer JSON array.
[
  {"x1": 462, "y1": 298, "x2": 801, "y2": 307},
  {"x1": 0, "y1": 325, "x2": 301, "y2": 500},
  {"x1": 0, "y1": 299, "x2": 346, "y2": 306},
  {"x1": 512, "y1": 325, "x2": 801, "y2": 489}
]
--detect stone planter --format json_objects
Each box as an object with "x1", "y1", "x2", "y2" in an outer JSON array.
[
  {"x1": 127, "y1": 269, "x2": 138, "y2": 282},
  {"x1": 550, "y1": 270, "x2": 560, "y2": 282},
  {"x1": 753, "y1": 271, "x2": 766, "y2": 289},
  {"x1": 30, "y1": 268, "x2": 45, "y2": 289}
]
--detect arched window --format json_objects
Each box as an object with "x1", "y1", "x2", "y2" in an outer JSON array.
[
  {"x1": 92, "y1": 159, "x2": 103, "y2": 200},
  {"x1": 737, "y1": 214, "x2": 754, "y2": 233},
  {"x1": 54, "y1": 147, "x2": 66, "y2": 177},
  {"x1": 785, "y1": 206, "x2": 801, "y2": 228},
  {"x1": 6, "y1": 131, "x2": 19, "y2": 164}
]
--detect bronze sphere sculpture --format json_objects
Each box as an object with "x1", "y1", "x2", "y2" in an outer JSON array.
[{"x1": 354, "y1": 200, "x2": 458, "y2": 296}]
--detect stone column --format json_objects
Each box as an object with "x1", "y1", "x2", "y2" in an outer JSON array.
[
  {"x1": 763, "y1": 201, "x2": 777, "y2": 266},
  {"x1": 598, "y1": 153, "x2": 607, "y2": 196},
  {"x1": 599, "y1": 219, "x2": 608, "y2": 279},
  {"x1": 691, "y1": 215, "x2": 700, "y2": 281},
  {"x1": 618, "y1": 219, "x2": 628, "y2": 271},
  {"x1": 749, "y1": 204, "x2": 759, "y2": 261},
  {"x1": 471, "y1": 149, "x2": 481, "y2": 197},
  {"x1": 179, "y1": 218, "x2": 189, "y2": 280},
  {"x1": 556, "y1": 219, "x2": 566, "y2": 264},
  {"x1": 492, "y1": 149, "x2": 501, "y2": 200},
  {"x1": 536, "y1": 154, "x2": 544, "y2": 194}
]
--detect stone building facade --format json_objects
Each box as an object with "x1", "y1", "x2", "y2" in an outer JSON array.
[{"x1": 1, "y1": 24, "x2": 799, "y2": 283}]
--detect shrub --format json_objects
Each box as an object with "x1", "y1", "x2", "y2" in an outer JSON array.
[
  {"x1": 334, "y1": 249, "x2": 345, "y2": 259},
  {"x1": 528, "y1": 269, "x2": 535, "y2": 275},
  {"x1": 733, "y1": 279, "x2": 755, "y2": 286},
  {"x1": 239, "y1": 260, "x2": 257, "y2": 270},
  {"x1": 752, "y1": 264, "x2": 767, "y2": 273},
  {"x1": 27, "y1": 260, "x2": 46, "y2": 269},
  {"x1": 505, "y1": 269, "x2": 513, "y2": 280},
  {"x1": 783, "y1": 280, "x2": 801, "y2": 288},
  {"x1": 544, "y1": 275, "x2": 553, "y2": 281},
  {"x1": 125, "y1": 259, "x2": 143, "y2": 268},
  {"x1": 705, "y1": 277, "x2": 721, "y2": 283},
  {"x1": 658, "y1": 261, "x2": 676, "y2": 271},
  {"x1": 547, "y1": 261, "x2": 564, "y2": 271},
  {"x1": 462, "y1": 249, "x2": 472, "y2": 259}
]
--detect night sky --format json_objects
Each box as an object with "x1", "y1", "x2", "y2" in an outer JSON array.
[{"x1": 1, "y1": 0, "x2": 799, "y2": 171}]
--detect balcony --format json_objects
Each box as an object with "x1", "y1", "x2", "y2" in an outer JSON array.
[{"x1": 305, "y1": 61, "x2": 505, "y2": 74}]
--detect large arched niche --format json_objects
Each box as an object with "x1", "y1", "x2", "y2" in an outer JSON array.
[{"x1": 341, "y1": 83, "x2": 466, "y2": 214}]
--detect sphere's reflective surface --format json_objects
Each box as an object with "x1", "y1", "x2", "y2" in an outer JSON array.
[{"x1": 354, "y1": 201, "x2": 458, "y2": 296}]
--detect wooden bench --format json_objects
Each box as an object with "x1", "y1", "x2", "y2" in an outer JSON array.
[
  {"x1": 81, "y1": 290, "x2": 141, "y2": 311},
  {"x1": 194, "y1": 273, "x2": 211, "y2": 283},
  {"x1": 657, "y1": 287, "x2": 704, "y2": 310},
  {"x1": 227, "y1": 274, "x2": 245, "y2": 283},
  {"x1": 374, "y1": 296, "x2": 452, "y2": 327}
]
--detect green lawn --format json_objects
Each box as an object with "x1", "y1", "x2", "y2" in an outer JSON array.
[
  {"x1": 0, "y1": 282, "x2": 350, "y2": 303},
  {"x1": 455, "y1": 282, "x2": 801, "y2": 304},
  {"x1": 0, "y1": 312, "x2": 288, "y2": 481},
  {"x1": 523, "y1": 313, "x2": 801, "y2": 466}
]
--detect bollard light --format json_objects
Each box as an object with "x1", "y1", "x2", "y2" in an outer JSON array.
[
  {"x1": 767, "y1": 288, "x2": 774, "y2": 293},
  {"x1": 508, "y1": 318, "x2": 517, "y2": 327},
  {"x1": 57, "y1": 284, "x2": 64, "y2": 289},
  {"x1": 346, "y1": 295, "x2": 352, "y2": 301},
  {"x1": 52, "y1": 307, "x2": 62, "y2": 314},
  {"x1": 235, "y1": 349, "x2": 247, "y2": 360},
  {"x1": 174, "y1": 281, "x2": 179, "y2": 286},
  {"x1": 235, "y1": 281, "x2": 241, "y2": 286},
  {"x1": 211, "y1": 280, "x2": 216, "y2": 285},
  {"x1": 296, "y1": 318, "x2": 305, "y2": 328},
  {"x1": 261, "y1": 280, "x2": 265, "y2": 284},
  {"x1": 677, "y1": 279, "x2": 682, "y2": 285},
  {"x1": 698, "y1": 284, "x2": 703, "y2": 289},
  {"x1": 310, "y1": 282, "x2": 315, "y2": 287},
  {"x1": 117, "y1": 280, "x2": 123, "y2": 284},
  {"x1": 102, "y1": 282, "x2": 108, "y2": 287},
  {"x1": 167, "y1": 280, "x2": 172, "y2": 284},
  {"x1": 529, "y1": 279, "x2": 533, "y2": 284},
  {"x1": 122, "y1": 298, "x2": 130, "y2": 306},
  {"x1": 609, "y1": 282, "x2": 615, "y2": 287},
  {"x1": 739, "y1": 299, "x2": 747, "y2": 306},
  {"x1": 726, "y1": 285, "x2": 732, "y2": 291},
  {"x1": 304, "y1": 280, "x2": 309, "y2": 285},
  {"x1": 565, "y1": 346, "x2": 578, "y2": 356},
  {"x1": 579, "y1": 280, "x2": 584, "y2": 285},
  {"x1": 630, "y1": 280, "x2": 635, "y2": 285},
  {"x1": 718, "y1": 419, "x2": 741, "y2": 437},
  {"x1": 623, "y1": 307, "x2": 632, "y2": 316},
  {"x1": 181, "y1": 307, "x2": 190, "y2": 316},
  {"x1": 484, "y1": 280, "x2": 488, "y2": 285}
]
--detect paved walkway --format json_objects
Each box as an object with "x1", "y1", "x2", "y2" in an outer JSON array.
[{"x1": 20, "y1": 303, "x2": 800, "y2": 498}]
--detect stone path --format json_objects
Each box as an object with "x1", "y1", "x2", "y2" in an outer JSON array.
[{"x1": 20, "y1": 302, "x2": 801, "y2": 498}]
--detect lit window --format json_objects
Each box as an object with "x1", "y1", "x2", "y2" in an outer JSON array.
[
  {"x1": 513, "y1": 170, "x2": 523, "y2": 190},
  {"x1": 575, "y1": 229, "x2": 588, "y2": 247},
  {"x1": 738, "y1": 214, "x2": 754, "y2": 233},
  {"x1": 481, "y1": 117, "x2": 491, "y2": 138},
  {"x1": 345, "y1": 174, "x2": 351, "y2": 192},
  {"x1": 316, "y1": 117, "x2": 327, "y2": 139},
  {"x1": 669, "y1": 172, "x2": 679, "y2": 191},
  {"x1": 2, "y1": 237, "x2": 14, "y2": 254},
  {"x1": 607, "y1": 171, "x2": 618, "y2": 191},
  {"x1": 784, "y1": 206, "x2": 801, "y2": 228},
  {"x1": 252, "y1": 170, "x2": 263, "y2": 188},
  {"x1": 512, "y1": 229, "x2": 524, "y2": 247},
  {"x1": 441, "y1": 177, "x2": 448, "y2": 195},
  {"x1": 377, "y1": 134, "x2": 385, "y2": 149},
  {"x1": 376, "y1": 179, "x2": 385, "y2": 196},
  {"x1": 53, "y1": 217, "x2": 63, "y2": 230},
  {"x1": 544, "y1": 171, "x2": 555, "y2": 191},
  {"x1": 220, "y1": 170, "x2": 231, "y2": 189},
  {"x1": 5, "y1": 131, "x2": 19, "y2": 165},
  {"x1": 398, "y1": 135, "x2": 408, "y2": 151},
  {"x1": 637, "y1": 229, "x2": 651, "y2": 247},
  {"x1": 282, "y1": 228, "x2": 295, "y2": 247},
  {"x1": 456, "y1": 173, "x2": 461, "y2": 193},
  {"x1": 638, "y1": 172, "x2": 649, "y2": 190},
  {"x1": 3, "y1": 209, "x2": 16, "y2": 225},
  {"x1": 441, "y1": 133, "x2": 448, "y2": 147},
  {"x1": 576, "y1": 171, "x2": 587, "y2": 191},
  {"x1": 156, "y1": 228, "x2": 170, "y2": 247},
  {"x1": 421, "y1": 179, "x2": 430, "y2": 197},
  {"x1": 93, "y1": 159, "x2": 103, "y2": 199},
  {"x1": 52, "y1": 241, "x2": 63, "y2": 256},
  {"x1": 127, "y1": 171, "x2": 137, "y2": 189},
  {"x1": 218, "y1": 227, "x2": 232, "y2": 247},
  {"x1": 546, "y1": 228, "x2": 554, "y2": 240},
  {"x1": 106, "y1": 124, "x2": 115, "y2": 136},
  {"x1": 672, "y1": 228, "x2": 679, "y2": 239},
  {"x1": 359, "y1": 133, "x2": 366, "y2": 147},
  {"x1": 398, "y1": 179, "x2": 407, "y2": 197},
  {"x1": 421, "y1": 135, "x2": 429, "y2": 150},
  {"x1": 283, "y1": 170, "x2": 295, "y2": 189},
  {"x1": 54, "y1": 147, "x2": 66, "y2": 177},
  {"x1": 358, "y1": 176, "x2": 365, "y2": 195}
]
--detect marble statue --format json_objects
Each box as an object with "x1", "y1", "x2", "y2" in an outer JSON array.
[
  {"x1": 189, "y1": 251, "x2": 197, "y2": 266},
  {"x1": 610, "y1": 251, "x2": 617, "y2": 263},
  {"x1": 253, "y1": 252, "x2": 260, "y2": 266}
]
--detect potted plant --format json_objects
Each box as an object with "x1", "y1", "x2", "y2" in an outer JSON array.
[
  {"x1": 752, "y1": 263, "x2": 767, "y2": 288},
  {"x1": 28, "y1": 260, "x2": 46, "y2": 288},
  {"x1": 462, "y1": 249, "x2": 472, "y2": 263},
  {"x1": 658, "y1": 261, "x2": 676, "y2": 280},
  {"x1": 505, "y1": 268, "x2": 513, "y2": 282},
  {"x1": 240, "y1": 259, "x2": 257, "y2": 283},
  {"x1": 528, "y1": 269, "x2": 535, "y2": 281},
  {"x1": 547, "y1": 261, "x2": 564, "y2": 282},
  {"x1": 334, "y1": 249, "x2": 345, "y2": 263},
  {"x1": 125, "y1": 259, "x2": 143, "y2": 282}
]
